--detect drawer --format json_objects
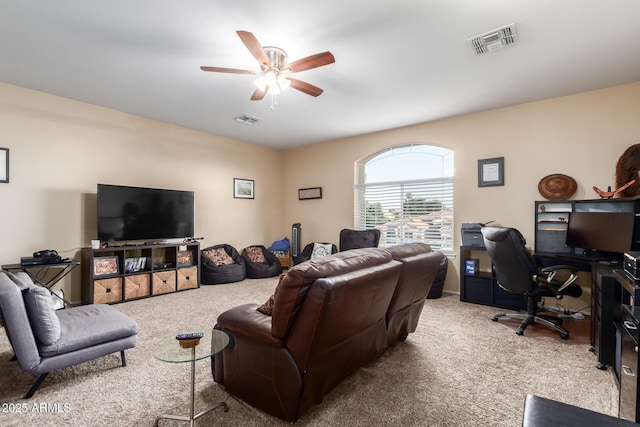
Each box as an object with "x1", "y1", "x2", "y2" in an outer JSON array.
[
  {"x1": 177, "y1": 267, "x2": 198, "y2": 291},
  {"x1": 124, "y1": 274, "x2": 151, "y2": 300},
  {"x1": 152, "y1": 271, "x2": 176, "y2": 295},
  {"x1": 93, "y1": 277, "x2": 122, "y2": 304}
]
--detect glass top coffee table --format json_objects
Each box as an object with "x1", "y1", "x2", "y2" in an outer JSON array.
[{"x1": 153, "y1": 329, "x2": 230, "y2": 426}]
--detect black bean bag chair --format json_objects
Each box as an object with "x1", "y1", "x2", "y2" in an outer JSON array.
[
  {"x1": 200, "y1": 244, "x2": 246, "y2": 285},
  {"x1": 293, "y1": 242, "x2": 338, "y2": 265},
  {"x1": 427, "y1": 253, "x2": 448, "y2": 299},
  {"x1": 241, "y1": 245, "x2": 282, "y2": 279}
]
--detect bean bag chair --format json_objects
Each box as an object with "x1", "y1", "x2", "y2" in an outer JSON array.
[
  {"x1": 241, "y1": 245, "x2": 282, "y2": 278},
  {"x1": 201, "y1": 244, "x2": 246, "y2": 284}
]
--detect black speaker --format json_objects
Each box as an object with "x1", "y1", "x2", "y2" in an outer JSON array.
[{"x1": 291, "y1": 223, "x2": 301, "y2": 259}]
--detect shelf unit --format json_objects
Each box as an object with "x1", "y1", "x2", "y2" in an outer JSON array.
[
  {"x1": 534, "y1": 201, "x2": 573, "y2": 254},
  {"x1": 534, "y1": 197, "x2": 640, "y2": 256},
  {"x1": 459, "y1": 245, "x2": 526, "y2": 310},
  {"x1": 81, "y1": 242, "x2": 200, "y2": 305},
  {"x1": 615, "y1": 269, "x2": 640, "y2": 421}
]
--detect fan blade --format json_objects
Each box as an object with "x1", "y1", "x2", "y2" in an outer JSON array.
[
  {"x1": 287, "y1": 52, "x2": 335, "y2": 73},
  {"x1": 200, "y1": 66, "x2": 256, "y2": 74},
  {"x1": 251, "y1": 87, "x2": 267, "y2": 101},
  {"x1": 288, "y1": 78, "x2": 324, "y2": 97},
  {"x1": 237, "y1": 30, "x2": 270, "y2": 67}
]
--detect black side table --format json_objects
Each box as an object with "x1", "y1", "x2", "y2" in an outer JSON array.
[{"x1": 2, "y1": 261, "x2": 79, "y2": 307}]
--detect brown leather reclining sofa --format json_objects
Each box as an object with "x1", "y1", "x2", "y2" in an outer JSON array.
[{"x1": 212, "y1": 243, "x2": 445, "y2": 422}]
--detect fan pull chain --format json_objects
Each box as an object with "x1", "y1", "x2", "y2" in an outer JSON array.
[{"x1": 270, "y1": 94, "x2": 278, "y2": 110}]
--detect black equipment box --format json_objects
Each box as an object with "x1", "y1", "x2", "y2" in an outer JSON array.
[
  {"x1": 624, "y1": 252, "x2": 640, "y2": 280},
  {"x1": 21, "y1": 255, "x2": 63, "y2": 266},
  {"x1": 461, "y1": 222, "x2": 491, "y2": 247}
]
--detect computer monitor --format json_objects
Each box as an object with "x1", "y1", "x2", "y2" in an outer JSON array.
[{"x1": 565, "y1": 211, "x2": 635, "y2": 257}]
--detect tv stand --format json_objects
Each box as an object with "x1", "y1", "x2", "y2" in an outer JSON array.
[{"x1": 81, "y1": 241, "x2": 200, "y2": 304}]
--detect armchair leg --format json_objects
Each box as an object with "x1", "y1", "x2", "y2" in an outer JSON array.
[
  {"x1": 121, "y1": 350, "x2": 127, "y2": 367},
  {"x1": 24, "y1": 373, "x2": 48, "y2": 399}
]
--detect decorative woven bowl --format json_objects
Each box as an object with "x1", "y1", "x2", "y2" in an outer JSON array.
[{"x1": 538, "y1": 174, "x2": 577, "y2": 200}]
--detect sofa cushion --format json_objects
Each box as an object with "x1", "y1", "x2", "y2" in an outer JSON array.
[
  {"x1": 257, "y1": 274, "x2": 286, "y2": 316},
  {"x1": 271, "y1": 248, "x2": 393, "y2": 339},
  {"x1": 203, "y1": 248, "x2": 234, "y2": 266},
  {"x1": 23, "y1": 286, "x2": 61, "y2": 346},
  {"x1": 38, "y1": 304, "x2": 138, "y2": 357}
]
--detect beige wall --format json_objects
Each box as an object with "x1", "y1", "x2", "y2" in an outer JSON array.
[
  {"x1": 2, "y1": 80, "x2": 640, "y2": 308},
  {"x1": 282, "y1": 81, "x2": 640, "y2": 310},
  {"x1": 0, "y1": 82, "x2": 284, "y2": 302}
]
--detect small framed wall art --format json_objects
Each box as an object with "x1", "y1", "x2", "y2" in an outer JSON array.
[
  {"x1": 234, "y1": 178, "x2": 255, "y2": 199},
  {"x1": 0, "y1": 147, "x2": 8, "y2": 184},
  {"x1": 298, "y1": 187, "x2": 322, "y2": 200},
  {"x1": 478, "y1": 157, "x2": 504, "y2": 187},
  {"x1": 93, "y1": 256, "x2": 119, "y2": 276}
]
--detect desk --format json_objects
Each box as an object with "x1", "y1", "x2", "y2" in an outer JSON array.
[
  {"x1": 537, "y1": 254, "x2": 623, "y2": 371},
  {"x1": 153, "y1": 329, "x2": 230, "y2": 426},
  {"x1": 1, "y1": 261, "x2": 79, "y2": 308}
]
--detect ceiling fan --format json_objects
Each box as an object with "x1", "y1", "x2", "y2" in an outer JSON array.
[{"x1": 200, "y1": 30, "x2": 335, "y2": 103}]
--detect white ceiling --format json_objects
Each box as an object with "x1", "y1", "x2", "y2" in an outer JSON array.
[{"x1": 2, "y1": 1, "x2": 640, "y2": 150}]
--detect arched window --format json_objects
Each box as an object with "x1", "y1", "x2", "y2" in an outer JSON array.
[{"x1": 354, "y1": 144, "x2": 454, "y2": 255}]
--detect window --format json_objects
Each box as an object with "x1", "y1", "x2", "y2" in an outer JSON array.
[{"x1": 354, "y1": 144, "x2": 454, "y2": 256}]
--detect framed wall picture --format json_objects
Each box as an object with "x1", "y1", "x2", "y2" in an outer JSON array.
[
  {"x1": 0, "y1": 147, "x2": 8, "y2": 183},
  {"x1": 234, "y1": 178, "x2": 255, "y2": 199},
  {"x1": 93, "y1": 256, "x2": 119, "y2": 276},
  {"x1": 478, "y1": 157, "x2": 504, "y2": 187},
  {"x1": 298, "y1": 187, "x2": 323, "y2": 200}
]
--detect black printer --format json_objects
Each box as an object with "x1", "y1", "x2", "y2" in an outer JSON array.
[{"x1": 461, "y1": 222, "x2": 494, "y2": 247}]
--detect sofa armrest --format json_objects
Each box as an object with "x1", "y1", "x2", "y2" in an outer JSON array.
[{"x1": 216, "y1": 303, "x2": 282, "y2": 347}]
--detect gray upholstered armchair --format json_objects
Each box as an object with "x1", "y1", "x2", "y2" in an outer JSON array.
[{"x1": 0, "y1": 271, "x2": 138, "y2": 398}]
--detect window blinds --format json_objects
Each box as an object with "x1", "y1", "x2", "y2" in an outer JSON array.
[{"x1": 354, "y1": 177, "x2": 454, "y2": 255}]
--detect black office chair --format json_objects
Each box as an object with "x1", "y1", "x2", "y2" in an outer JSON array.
[
  {"x1": 481, "y1": 226, "x2": 583, "y2": 339},
  {"x1": 339, "y1": 228, "x2": 381, "y2": 252}
]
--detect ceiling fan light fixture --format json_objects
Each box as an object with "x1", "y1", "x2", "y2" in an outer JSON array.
[
  {"x1": 277, "y1": 75, "x2": 290, "y2": 91},
  {"x1": 255, "y1": 70, "x2": 290, "y2": 95},
  {"x1": 201, "y1": 31, "x2": 333, "y2": 103},
  {"x1": 254, "y1": 75, "x2": 267, "y2": 91}
]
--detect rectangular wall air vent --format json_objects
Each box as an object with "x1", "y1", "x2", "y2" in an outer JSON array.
[
  {"x1": 234, "y1": 114, "x2": 263, "y2": 125},
  {"x1": 469, "y1": 23, "x2": 518, "y2": 55}
]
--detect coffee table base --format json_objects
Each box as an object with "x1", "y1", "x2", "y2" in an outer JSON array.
[
  {"x1": 155, "y1": 401, "x2": 228, "y2": 426},
  {"x1": 154, "y1": 350, "x2": 229, "y2": 427}
]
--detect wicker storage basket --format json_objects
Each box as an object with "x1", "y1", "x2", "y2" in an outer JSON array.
[
  {"x1": 93, "y1": 278, "x2": 123, "y2": 304},
  {"x1": 152, "y1": 271, "x2": 176, "y2": 295},
  {"x1": 177, "y1": 267, "x2": 198, "y2": 291},
  {"x1": 124, "y1": 273, "x2": 151, "y2": 300}
]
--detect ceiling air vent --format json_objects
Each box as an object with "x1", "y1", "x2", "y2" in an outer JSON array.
[
  {"x1": 469, "y1": 23, "x2": 518, "y2": 55},
  {"x1": 234, "y1": 114, "x2": 263, "y2": 125}
]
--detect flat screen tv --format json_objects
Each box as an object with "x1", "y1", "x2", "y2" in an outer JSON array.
[
  {"x1": 565, "y1": 211, "x2": 635, "y2": 257},
  {"x1": 97, "y1": 184, "x2": 194, "y2": 243}
]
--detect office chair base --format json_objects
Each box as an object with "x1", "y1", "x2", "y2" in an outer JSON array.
[{"x1": 492, "y1": 313, "x2": 569, "y2": 339}]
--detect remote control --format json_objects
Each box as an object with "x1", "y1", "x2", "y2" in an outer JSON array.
[{"x1": 175, "y1": 332, "x2": 204, "y2": 340}]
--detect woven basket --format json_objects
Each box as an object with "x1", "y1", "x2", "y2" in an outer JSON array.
[
  {"x1": 152, "y1": 271, "x2": 176, "y2": 295},
  {"x1": 93, "y1": 278, "x2": 123, "y2": 304},
  {"x1": 124, "y1": 274, "x2": 150, "y2": 300},
  {"x1": 177, "y1": 267, "x2": 198, "y2": 291}
]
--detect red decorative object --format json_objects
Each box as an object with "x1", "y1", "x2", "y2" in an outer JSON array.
[{"x1": 593, "y1": 179, "x2": 636, "y2": 199}]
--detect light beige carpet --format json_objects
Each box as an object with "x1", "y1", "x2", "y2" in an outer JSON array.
[{"x1": 0, "y1": 278, "x2": 618, "y2": 426}]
